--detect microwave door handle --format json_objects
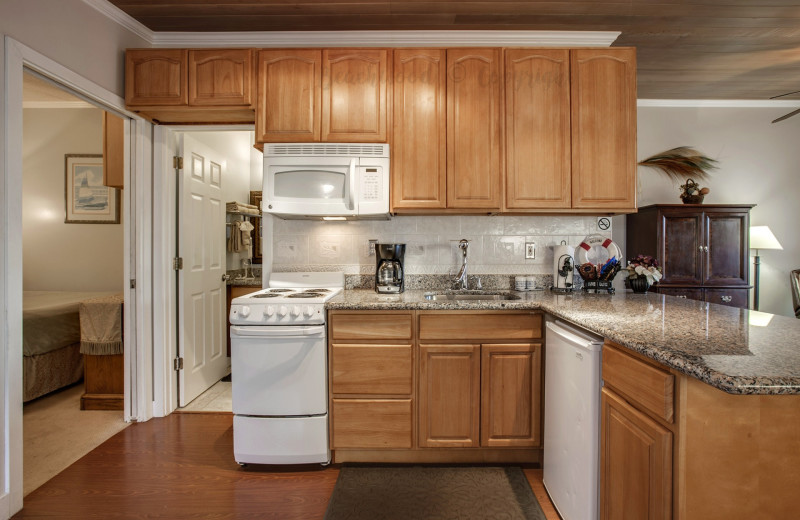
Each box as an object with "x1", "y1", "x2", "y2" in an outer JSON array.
[{"x1": 348, "y1": 158, "x2": 357, "y2": 212}]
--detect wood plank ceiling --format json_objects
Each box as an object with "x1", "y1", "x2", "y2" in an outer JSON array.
[{"x1": 107, "y1": 0, "x2": 800, "y2": 100}]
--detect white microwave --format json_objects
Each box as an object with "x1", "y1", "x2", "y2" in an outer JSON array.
[{"x1": 262, "y1": 143, "x2": 390, "y2": 220}]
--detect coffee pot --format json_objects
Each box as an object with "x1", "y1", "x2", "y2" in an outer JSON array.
[{"x1": 375, "y1": 243, "x2": 405, "y2": 293}]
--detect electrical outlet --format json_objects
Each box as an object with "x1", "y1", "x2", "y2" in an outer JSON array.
[
  {"x1": 367, "y1": 239, "x2": 378, "y2": 256},
  {"x1": 525, "y1": 242, "x2": 536, "y2": 259}
]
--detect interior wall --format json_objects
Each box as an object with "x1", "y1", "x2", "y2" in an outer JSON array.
[
  {"x1": 22, "y1": 107, "x2": 124, "y2": 291},
  {"x1": 186, "y1": 131, "x2": 254, "y2": 271},
  {"x1": 616, "y1": 106, "x2": 800, "y2": 317}
]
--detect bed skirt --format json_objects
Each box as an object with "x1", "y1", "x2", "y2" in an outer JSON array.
[{"x1": 23, "y1": 343, "x2": 83, "y2": 402}]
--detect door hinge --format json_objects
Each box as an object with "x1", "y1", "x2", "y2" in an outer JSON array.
[
  {"x1": 173, "y1": 156, "x2": 184, "y2": 170},
  {"x1": 129, "y1": 279, "x2": 136, "y2": 289},
  {"x1": 173, "y1": 357, "x2": 184, "y2": 371},
  {"x1": 173, "y1": 257, "x2": 183, "y2": 270}
]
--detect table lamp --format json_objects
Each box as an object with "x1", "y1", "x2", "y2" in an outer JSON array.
[{"x1": 750, "y1": 226, "x2": 782, "y2": 311}]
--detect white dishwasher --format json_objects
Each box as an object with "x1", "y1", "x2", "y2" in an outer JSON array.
[{"x1": 543, "y1": 320, "x2": 603, "y2": 520}]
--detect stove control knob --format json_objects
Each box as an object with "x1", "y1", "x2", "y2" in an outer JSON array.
[
  {"x1": 291, "y1": 305, "x2": 301, "y2": 317},
  {"x1": 264, "y1": 306, "x2": 275, "y2": 317},
  {"x1": 240, "y1": 306, "x2": 251, "y2": 318},
  {"x1": 278, "y1": 305, "x2": 288, "y2": 317},
  {"x1": 304, "y1": 306, "x2": 315, "y2": 317}
]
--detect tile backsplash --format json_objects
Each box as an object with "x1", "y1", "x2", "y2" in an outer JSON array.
[{"x1": 272, "y1": 215, "x2": 609, "y2": 275}]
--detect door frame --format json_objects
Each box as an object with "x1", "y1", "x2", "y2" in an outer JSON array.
[
  {"x1": 151, "y1": 125, "x2": 254, "y2": 417},
  {"x1": 1, "y1": 36, "x2": 153, "y2": 515}
]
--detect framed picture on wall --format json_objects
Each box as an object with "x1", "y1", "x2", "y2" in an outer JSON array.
[{"x1": 64, "y1": 154, "x2": 120, "y2": 224}]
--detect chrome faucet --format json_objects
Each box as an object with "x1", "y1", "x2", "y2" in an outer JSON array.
[{"x1": 453, "y1": 239, "x2": 470, "y2": 290}]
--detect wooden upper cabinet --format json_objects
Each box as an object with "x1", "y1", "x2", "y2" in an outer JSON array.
[
  {"x1": 391, "y1": 49, "x2": 447, "y2": 210},
  {"x1": 322, "y1": 49, "x2": 388, "y2": 142},
  {"x1": 256, "y1": 49, "x2": 321, "y2": 143},
  {"x1": 189, "y1": 49, "x2": 253, "y2": 107},
  {"x1": 571, "y1": 48, "x2": 637, "y2": 210},
  {"x1": 447, "y1": 48, "x2": 503, "y2": 210},
  {"x1": 102, "y1": 112, "x2": 125, "y2": 190},
  {"x1": 125, "y1": 49, "x2": 187, "y2": 106},
  {"x1": 505, "y1": 49, "x2": 571, "y2": 210},
  {"x1": 481, "y1": 343, "x2": 542, "y2": 447}
]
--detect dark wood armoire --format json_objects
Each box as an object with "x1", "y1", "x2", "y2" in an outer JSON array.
[{"x1": 626, "y1": 204, "x2": 754, "y2": 308}]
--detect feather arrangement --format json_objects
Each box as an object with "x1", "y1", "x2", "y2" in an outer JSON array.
[{"x1": 637, "y1": 146, "x2": 718, "y2": 182}]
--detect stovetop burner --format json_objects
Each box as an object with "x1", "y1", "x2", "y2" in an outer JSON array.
[
  {"x1": 266, "y1": 289, "x2": 293, "y2": 293},
  {"x1": 287, "y1": 292, "x2": 324, "y2": 298},
  {"x1": 251, "y1": 293, "x2": 280, "y2": 298},
  {"x1": 305, "y1": 288, "x2": 331, "y2": 293}
]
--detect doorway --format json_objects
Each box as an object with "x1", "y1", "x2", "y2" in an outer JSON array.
[
  {"x1": 169, "y1": 129, "x2": 260, "y2": 413},
  {"x1": 20, "y1": 71, "x2": 129, "y2": 496}
]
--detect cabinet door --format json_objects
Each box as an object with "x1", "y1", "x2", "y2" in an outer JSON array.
[
  {"x1": 660, "y1": 209, "x2": 704, "y2": 285},
  {"x1": 391, "y1": 49, "x2": 447, "y2": 210},
  {"x1": 189, "y1": 49, "x2": 253, "y2": 107},
  {"x1": 601, "y1": 388, "x2": 672, "y2": 520},
  {"x1": 571, "y1": 48, "x2": 637, "y2": 210},
  {"x1": 322, "y1": 49, "x2": 388, "y2": 142},
  {"x1": 704, "y1": 211, "x2": 749, "y2": 286},
  {"x1": 481, "y1": 343, "x2": 542, "y2": 447},
  {"x1": 125, "y1": 49, "x2": 187, "y2": 106},
  {"x1": 447, "y1": 49, "x2": 503, "y2": 210},
  {"x1": 256, "y1": 49, "x2": 321, "y2": 143},
  {"x1": 505, "y1": 49, "x2": 571, "y2": 210},
  {"x1": 102, "y1": 112, "x2": 124, "y2": 189},
  {"x1": 419, "y1": 344, "x2": 480, "y2": 448}
]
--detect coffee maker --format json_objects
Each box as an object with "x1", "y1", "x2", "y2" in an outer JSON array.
[{"x1": 375, "y1": 243, "x2": 405, "y2": 293}]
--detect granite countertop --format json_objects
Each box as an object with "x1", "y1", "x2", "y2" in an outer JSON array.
[
  {"x1": 327, "y1": 289, "x2": 800, "y2": 396},
  {"x1": 228, "y1": 278, "x2": 262, "y2": 287}
]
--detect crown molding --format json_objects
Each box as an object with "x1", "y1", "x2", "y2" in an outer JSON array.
[
  {"x1": 23, "y1": 101, "x2": 96, "y2": 109},
  {"x1": 638, "y1": 99, "x2": 800, "y2": 108},
  {"x1": 82, "y1": 0, "x2": 154, "y2": 42},
  {"x1": 150, "y1": 29, "x2": 620, "y2": 47}
]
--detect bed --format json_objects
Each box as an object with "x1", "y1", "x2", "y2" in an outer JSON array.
[{"x1": 22, "y1": 291, "x2": 118, "y2": 402}]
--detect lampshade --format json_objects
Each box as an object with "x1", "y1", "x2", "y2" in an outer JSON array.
[{"x1": 750, "y1": 226, "x2": 783, "y2": 250}]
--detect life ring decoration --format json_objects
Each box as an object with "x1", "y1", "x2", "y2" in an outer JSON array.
[{"x1": 575, "y1": 234, "x2": 621, "y2": 267}]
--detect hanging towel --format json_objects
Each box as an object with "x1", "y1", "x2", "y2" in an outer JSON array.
[{"x1": 227, "y1": 221, "x2": 243, "y2": 252}]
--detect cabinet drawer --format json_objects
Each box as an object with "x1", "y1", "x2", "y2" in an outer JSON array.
[
  {"x1": 602, "y1": 343, "x2": 674, "y2": 423},
  {"x1": 331, "y1": 399, "x2": 413, "y2": 449},
  {"x1": 330, "y1": 312, "x2": 413, "y2": 341},
  {"x1": 704, "y1": 288, "x2": 749, "y2": 308},
  {"x1": 331, "y1": 344, "x2": 412, "y2": 395},
  {"x1": 419, "y1": 312, "x2": 542, "y2": 341},
  {"x1": 658, "y1": 287, "x2": 703, "y2": 302}
]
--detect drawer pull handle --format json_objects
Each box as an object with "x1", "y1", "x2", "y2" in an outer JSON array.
[
  {"x1": 721, "y1": 295, "x2": 732, "y2": 303},
  {"x1": 678, "y1": 295, "x2": 687, "y2": 299}
]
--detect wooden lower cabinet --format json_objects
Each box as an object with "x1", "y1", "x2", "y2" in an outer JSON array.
[
  {"x1": 481, "y1": 343, "x2": 541, "y2": 447},
  {"x1": 328, "y1": 310, "x2": 543, "y2": 462},
  {"x1": 418, "y1": 344, "x2": 481, "y2": 448},
  {"x1": 600, "y1": 387, "x2": 672, "y2": 520},
  {"x1": 331, "y1": 399, "x2": 413, "y2": 449}
]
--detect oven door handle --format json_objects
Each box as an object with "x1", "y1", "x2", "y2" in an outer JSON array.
[{"x1": 230, "y1": 325, "x2": 326, "y2": 337}]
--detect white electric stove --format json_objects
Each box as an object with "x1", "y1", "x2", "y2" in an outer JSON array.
[{"x1": 230, "y1": 272, "x2": 343, "y2": 466}]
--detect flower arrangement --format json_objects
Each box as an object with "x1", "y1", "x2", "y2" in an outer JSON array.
[{"x1": 626, "y1": 254, "x2": 663, "y2": 284}]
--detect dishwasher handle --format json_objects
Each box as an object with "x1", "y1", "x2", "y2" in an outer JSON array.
[{"x1": 546, "y1": 321, "x2": 603, "y2": 352}]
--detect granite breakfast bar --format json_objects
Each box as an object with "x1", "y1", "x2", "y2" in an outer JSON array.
[{"x1": 326, "y1": 289, "x2": 800, "y2": 519}]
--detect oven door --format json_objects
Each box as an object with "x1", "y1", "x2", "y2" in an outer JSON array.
[
  {"x1": 264, "y1": 156, "x2": 357, "y2": 217},
  {"x1": 230, "y1": 325, "x2": 327, "y2": 416}
]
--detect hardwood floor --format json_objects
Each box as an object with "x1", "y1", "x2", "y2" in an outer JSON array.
[{"x1": 16, "y1": 413, "x2": 559, "y2": 519}]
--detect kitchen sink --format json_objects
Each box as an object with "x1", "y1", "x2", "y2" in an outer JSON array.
[{"x1": 423, "y1": 291, "x2": 521, "y2": 301}]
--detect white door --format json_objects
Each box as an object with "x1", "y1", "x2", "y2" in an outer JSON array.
[{"x1": 178, "y1": 134, "x2": 229, "y2": 406}]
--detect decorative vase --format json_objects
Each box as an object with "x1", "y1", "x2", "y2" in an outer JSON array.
[{"x1": 629, "y1": 276, "x2": 651, "y2": 294}]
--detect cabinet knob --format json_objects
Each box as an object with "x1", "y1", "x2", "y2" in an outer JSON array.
[
  {"x1": 721, "y1": 295, "x2": 732, "y2": 303},
  {"x1": 678, "y1": 295, "x2": 687, "y2": 299},
  {"x1": 704, "y1": 246, "x2": 709, "y2": 253}
]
